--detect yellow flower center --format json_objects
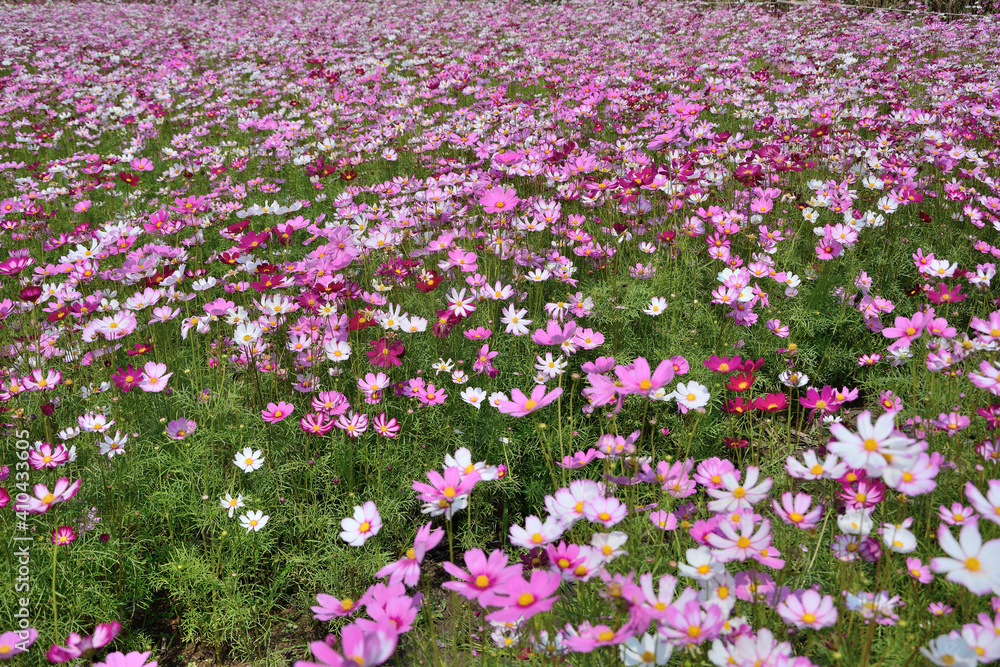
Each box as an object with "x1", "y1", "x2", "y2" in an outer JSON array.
[
  {"x1": 802, "y1": 613, "x2": 816, "y2": 624},
  {"x1": 517, "y1": 593, "x2": 535, "y2": 607},
  {"x1": 359, "y1": 521, "x2": 370, "y2": 533},
  {"x1": 737, "y1": 537, "x2": 751, "y2": 548},
  {"x1": 475, "y1": 575, "x2": 490, "y2": 588},
  {"x1": 863, "y1": 438, "x2": 878, "y2": 451},
  {"x1": 966, "y1": 557, "x2": 981, "y2": 571},
  {"x1": 789, "y1": 512, "x2": 803, "y2": 523},
  {"x1": 733, "y1": 487, "x2": 746, "y2": 498}
]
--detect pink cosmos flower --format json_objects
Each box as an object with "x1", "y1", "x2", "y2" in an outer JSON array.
[
  {"x1": 935, "y1": 411, "x2": 970, "y2": 436},
  {"x1": 262, "y1": 401, "x2": 294, "y2": 423},
  {"x1": 882, "y1": 310, "x2": 933, "y2": 351},
  {"x1": 772, "y1": 492, "x2": 823, "y2": 529},
  {"x1": 583, "y1": 496, "x2": 627, "y2": 528},
  {"x1": 16, "y1": 477, "x2": 82, "y2": 514},
  {"x1": 93, "y1": 651, "x2": 157, "y2": 667},
  {"x1": 27, "y1": 442, "x2": 69, "y2": 470},
  {"x1": 906, "y1": 557, "x2": 934, "y2": 584},
  {"x1": 706, "y1": 514, "x2": 774, "y2": 564},
  {"x1": 481, "y1": 570, "x2": 561, "y2": 623},
  {"x1": 47, "y1": 622, "x2": 122, "y2": 663},
  {"x1": 497, "y1": 385, "x2": 562, "y2": 417},
  {"x1": 776, "y1": 590, "x2": 837, "y2": 630},
  {"x1": 416, "y1": 383, "x2": 447, "y2": 407},
  {"x1": 412, "y1": 467, "x2": 479, "y2": 519},
  {"x1": 660, "y1": 598, "x2": 724, "y2": 645},
  {"x1": 375, "y1": 522, "x2": 444, "y2": 587},
  {"x1": 293, "y1": 621, "x2": 398, "y2": 667},
  {"x1": 531, "y1": 319, "x2": 578, "y2": 346},
  {"x1": 966, "y1": 481, "x2": 1000, "y2": 526},
  {"x1": 557, "y1": 448, "x2": 605, "y2": 469},
  {"x1": 649, "y1": 510, "x2": 677, "y2": 531},
  {"x1": 614, "y1": 357, "x2": 675, "y2": 397},
  {"x1": 138, "y1": 361, "x2": 172, "y2": 393},
  {"x1": 0, "y1": 628, "x2": 37, "y2": 659},
  {"x1": 311, "y1": 593, "x2": 364, "y2": 621},
  {"x1": 703, "y1": 355, "x2": 742, "y2": 373},
  {"x1": 938, "y1": 502, "x2": 978, "y2": 526},
  {"x1": 442, "y1": 548, "x2": 522, "y2": 601},
  {"x1": 479, "y1": 186, "x2": 520, "y2": 214}
]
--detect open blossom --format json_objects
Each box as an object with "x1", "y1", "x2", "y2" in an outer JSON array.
[
  {"x1": 442, "y1": 549, "x2": 522, "y2": 601},
  {"x1": 233, "y1": 447, "x2": 265, "y2": 473},
  {"x1": 827, "y1": 410, "x2": 918, "y2": 476},
  {"x1": 497, "y1": 385, "x2": 562, "y2": 417},
  {"x1": 293, "y1": 622, "x2": 398, "y2": 667},
  {"x1": 340, "y1": 501, "x2": 382, "y2": 547},
  {"x1": 412, "y1": 467, "x2": 479, "y2": 519},
  {"x1": 930, "y1": 520, "x2": 1000, "y2": 595},
  {"x1": 137, "y1": 361, "x2": 172, "y2": 392},
  {"x1": 376, "y1": 522, "x2": 444, "y2": 587},
  {"x1": 239, "y1": 510, "x2": 269, "y2": 533},
  {"x1": 262, "y1": 401, "x2": 294, "y2": 423},
  {"x1": 480, "y1": 570, "x2": 561, "y2": 623},
  {"x1": 776, "y1": 590, "x2": 837, "y2": 629},
  {"x1": 16, "y1": 477, "x2": 82, "y2": 514}
]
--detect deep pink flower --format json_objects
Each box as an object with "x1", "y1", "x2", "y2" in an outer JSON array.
[
  {"x1": 442, "y1": 548, "x2": 522, "y2": 601},
  {"x1": 497, "y1": 385, "x2": 562, "y2": 417},
  {"x1": 479, "y1": 186, "x2": 520, "y2": 214},
  {"x1": 367, "y1": 338, "x2": 404, "y2": 368},
  {"x1": 262, "y1": 401, "x2": 294, "y2": 423},
  {"x1": 376, "y1": 522, "x2": 444, "y2": 587},
  {"x1": 47, "y1": 622, "x2": 122, "y2": 663},
  {"x1": 480, "y1": 570, "x2": 561, "y2": 623}
]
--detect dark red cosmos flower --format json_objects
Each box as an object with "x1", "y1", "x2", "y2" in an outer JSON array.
[
  {"x1": 339, "y1": 169, "x2": 357, "y2": 181},
  {"x1": 118, "y1": 172, "x2": 139, "y2": 186},
  {"x1": 47, "y1": 306, "x2": 71, "y2": 323},
  {"x1": 724, "y1": 437, "x2": 750, "y2": 449},
  {"x1": 416, "y1": 270, "x2": 444, "y2": 293},
  {"x1": 367, "y1": 338, "x2": 404, "y2": 368},
  {"x1": 220, "y1": 251, "x2": 241, "y2": 265},
  {"x1": 18, "y1": 285, "x2": 42, "y2": 302},
  {"x1": 349, "y1": 310, "x2": 377, "y2": 331}
]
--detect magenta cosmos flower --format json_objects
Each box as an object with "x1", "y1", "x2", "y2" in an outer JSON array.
[
  {"x1": 47, "y1": 621, "x2": 121, "y2": 663},
  {"x1": 497, "y1": 385, "x2": 562, "y2": 417},
  {"x1": 442, "y1": 548, "x2": 522, "y2": 601},
  {"x1": 375, "y1": 522, "x2": 444, "y2": 587},
  {"x1": 480, "y1": 569, "x2": 562, "y2": 623},
  {"x1": 615, "y1": 357, "x2": 675, "y2": 397},
  {"x1": 294, "y1": 621, "x2": 398, "y2": 667},
  {"x1": 367, "y1": 338, "x2": 404, "y2": 368},
  {"x1": 52, "y1": 526, "x2": 78, "y2": 546},
  {"x1": 262, "y1": 401, "x2": 294, "y2": 423},
  {"x1": 94, "y1": 651, "x2": 157, "y2": 667},
  {"x1": 479, "y1": 186, "x2": 520, "y2": 214}
]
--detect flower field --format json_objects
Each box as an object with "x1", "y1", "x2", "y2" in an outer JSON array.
[{"x1": 2, "y1": 0, "x2": 1000, "y2": 665}]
